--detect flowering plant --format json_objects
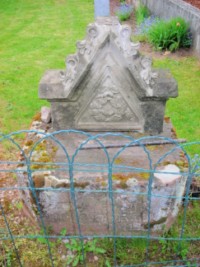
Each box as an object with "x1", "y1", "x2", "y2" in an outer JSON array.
[
  {"x1": 147, "y1": 17, "x2": 192, "y2": 51},
  {"x1": 115, "y1": 2, "x2": 133, "y2": 21},
  {"x1": 135, "y1": 15, "x2": 159, "y2": 36}
]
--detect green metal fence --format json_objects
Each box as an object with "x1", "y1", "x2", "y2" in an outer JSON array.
[{"x1": 0, "y1": 130, "x2": 199, "y2": 267}]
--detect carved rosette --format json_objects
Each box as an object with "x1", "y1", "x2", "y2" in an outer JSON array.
[
  {"x1": 88, "y1": 81, "x2": 137, "y2": 123},
  {"x1": 75, "y1": 73, "x2": 141, "y2": 129}
]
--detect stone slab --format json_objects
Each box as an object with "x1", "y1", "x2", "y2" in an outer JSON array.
[{"x1": 17, "y1": 117, "x2": 188, "y2": 235}]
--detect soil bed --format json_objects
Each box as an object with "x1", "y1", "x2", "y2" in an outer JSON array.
[
  {"x1": 183, "y1": 0, "x2": 200, "y2": 9},
  {"x1": 110, "y1": 0, "x2": 194, "y2": 59},
  {"x1": 111, "y1": 0, "x2": 200, "y2": 11}
]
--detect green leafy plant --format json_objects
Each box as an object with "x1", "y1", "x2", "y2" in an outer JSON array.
[
  {"x1": 135, "y1": 3, "x2": 150, "y2": 25},
  {"x1": 157, "y1": 227, "x2": 189, "y2": 261},
  {"x1": 15, "y1": 201, "x2": 23, "y2": 210},
  {"x1": 37, "y1": 228, "x2": 55, "y2": 248},
  {"x1": 0, "y1": 242, "x2": 13, "y2": 267},
  {"x1": 147, "y1": 17, "x2": 192, "y2": 51},
  {"x1": 105, "y1": 258, "x2": 112, "y2": 267},
  {"x1": 62, "y1": 237, "x2": 106, "y2": 266}
]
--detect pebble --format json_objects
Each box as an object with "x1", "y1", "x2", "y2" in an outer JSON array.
[
  {"x1": 41, "y1": 106, "x2": 51, "y2": 124},
  {"x1": 94, "y1": 256, "x2": 99, "y2": 261},
  {"x1": 126, "y1": 178, "x2": 138, "y2": 187}
]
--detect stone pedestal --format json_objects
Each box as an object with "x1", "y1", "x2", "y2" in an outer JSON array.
[{"x1": 17, "y1": 118, "x2": 188, "y2": 235}]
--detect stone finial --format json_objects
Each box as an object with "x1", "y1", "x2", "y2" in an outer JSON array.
[{"x1": 39, "y1": 17, "x2": 178, "y2": 134}]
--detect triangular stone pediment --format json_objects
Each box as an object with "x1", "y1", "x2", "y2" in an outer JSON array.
[
  {"x1": 71, "y1": 35, "x2": 144, "y2": 130},
  {"x1": 75, "y1": 74, "x2": 142, "y2": 130}
]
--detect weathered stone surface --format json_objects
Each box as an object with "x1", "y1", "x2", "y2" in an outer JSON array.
[
  {"x1": 17, "y1": 118, "x2": 188, "y2": 235},
  {"x1": 23, "y1": 17, "x2": 187, "y2": 235},
  {"x1": 39, "y1": 17, "x2": 178, "y2": 134},
  {"x1": 41, "y1": 106, "x2": 51, "y2": 124},
  {"x1": 154, "y1": 164, "x2": 181, "y2": 185}
]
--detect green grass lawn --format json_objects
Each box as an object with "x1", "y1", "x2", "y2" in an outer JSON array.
[
  {"x1": 154, "y1": 57, "x2": 200, "y2": 143},
  {"x1": 0, "y1": 0, "x2": 93, "y2": 133}
]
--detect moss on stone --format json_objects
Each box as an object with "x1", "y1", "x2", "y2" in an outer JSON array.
[
  {"x1": 143, "y1": 217, "x2": 167, "y2": 229},
  {"x1": 33, "y1": 112, "x2": 41, "y2": 121},
  {"x1": 114, "y1": 157, "x2": 124, "y2": 164},
  {"x1": 25, "y1": 140, "x2": 34, "y2": 146},
  {"x1": 33, "y1": 176, "x2": 45, "y2": 188},
  {"x1": 135, "y1": 172, "x2": 149, "y2": 180},
  {"x1": 112, "y1": 173, "x2": 133, "y2": 183},
  {"x1": 116, "y1": 182, "x2": 128, "y2": 189}
]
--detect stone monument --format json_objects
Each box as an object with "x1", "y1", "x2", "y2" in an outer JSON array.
[
  {"x1": 17, "y1": 16, "x2": 187, "y2": 236},
  {"x1": 39, "y1": 17, "x2": 178, "y2": 135}
]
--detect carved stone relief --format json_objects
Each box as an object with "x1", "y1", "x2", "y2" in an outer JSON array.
[
  {"x1": 140, "y1": 57, "x2": 158, "y2": 96},
  {"x1": 76, "y1": 76, "x2": 139, "y2": 128}
]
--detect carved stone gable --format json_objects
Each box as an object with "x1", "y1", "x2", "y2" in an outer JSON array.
[
  {"x1": 76, "y1": 75, "x2": 141, "y2": 130},
  {"x1": 39, "y1": 17, "x2": 178, "y2": 134}
]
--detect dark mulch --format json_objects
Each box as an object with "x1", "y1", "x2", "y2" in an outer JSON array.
[
  {"x1": 110, "y1": 0, "x2": 136, "y2": 29},
  {"x1": 183, "y1": 0, "x2": 200, "y2": 9},
  {"x1": 110, "y1": 0, "x2": 120, "y2": 15}
]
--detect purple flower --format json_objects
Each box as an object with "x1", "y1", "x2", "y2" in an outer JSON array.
[
  {"x1": 115, "y1": 3, "x2": 133, "y2": 21},
  {"x1": 135, "y1": 15, "x2": 159, "y2": 35}
]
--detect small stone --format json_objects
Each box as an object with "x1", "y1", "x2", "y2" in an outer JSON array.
[
  {"x1": 163, "y1": 51, "x2": 171, "y2": 56},
  {"x1": 67, "y1": 251, "x2": 73, "y2": 256},
  {"x1": 36, "y1": 129, "x2": 45, "y2": 138},
  {"x1": 94, "y1": 256, "x2": 99, "y2": 261},
  {"x1": 154, "y1": 164, "x2": 181, "y2": 185},
  {"x1": 44, "y1": 176, "x2": 69, "y2": 188},
  {"x1": 41, "y1": 106, "x2": 51, "y2": 124},
  {"x1": 32, "y1": 171, "x2": 51, "y2": 178},
  {"x1": 126, "y1": 178, "x2": 138, "y2": 187},
  {"x1": 113, "y1": 180, "x2": 120, "y2": 185},
  {"x1": 23, "y1": 145, "x2": 30, "y2": 151},
  {"x1": 32, "y1": 121, "x2": 42, "y2": 127}
]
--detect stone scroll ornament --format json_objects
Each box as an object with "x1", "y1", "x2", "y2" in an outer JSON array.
[{"x1": 39, "y1": 17, "x2": 178, "y2": 134}]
